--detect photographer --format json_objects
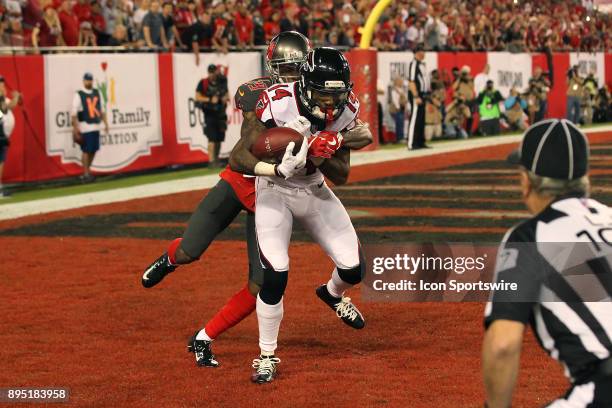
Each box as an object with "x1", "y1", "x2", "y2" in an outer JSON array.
[
  {"x1": 523, "y1": 79, "x2": 542, "y2": 125},
  {"x1": 425, "y1": 94, "x2": 443, "y2": 141},
  {"x1": 593, "y1": 86, "x2": 611, "y2": 123},
  {"x1": 503, "y1": 87, "x2": 527, "y2": 131},
  {"x1": 388, "y1": 76, "x2": 407, "y2": 143},
  {"x1": 196, "y1": 64, "x2": 229, "y2": 168},
  {"x1": 0, "y1": 110, "x2": 8, "y2": 198},
  {"x1": 0, "y1": 76, "x2": 21, "y2": 197},
  {"x1": 582, "y1": 71, "x2": 598, "y2": 125},
  {"x1": 452, "y1": 66, "x2": 475, "y2": 135},
  {"x1": 531, "y1": 67, "x2": 550, "y2": 122},
  {"x1": 476, "y1": 80, "x2": 503, "y2": 136},
  {"x1": 444, "y1": 95, "x2": 470, "y2": 139},
  {"x1": 566, "y1": 65, "x2": 583, "y2": 124}
]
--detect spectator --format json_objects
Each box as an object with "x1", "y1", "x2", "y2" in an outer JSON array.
[
  {"x1": 32, "y1": 6, "x2": 64, "y2": 48},
  {"x1": 424, "y1": 12, "x2": 448, "y2": 50},
  {"x1": 393, "y1": 21, "x2": 409, "y2": 50},
  {"x1": 474, "y1": 64, "x2": 490, "y2": 95},
  {"x1": 452, "y1": 66, "x2": 476, "y2": 135},
  {"x1": 59, "y1": 0, "x2": 80, "y2": 46},
  {"x1": 142, "y1": 0, "x2": 168, "y2": 48},
  {"x1": 90, "y1": 2, "x2": 108, "y2": 45},
  {"x1": 477, "y1": 80, "x2": 504, "y2": 136},
  {"x1": 181, "y1": 12, "x2": 213, "y2": 66},
  {"x1": 195, "y1": 64, "x2": 228, "y2": 168},
  {"x1": 107, "y1": 24, "x2": 129, "y2": 46},
  {"x1": 445, "y1": 96, "x2": 471, "y2": 139},
  {"x1": 161, "y1": 2, "x2": 182, "y2": 48},
  {"x1": 72, "y1": 0, "x2": 92, "y2": 24},
  {"x1": 234, "y1": 3, "x2": 253, "y2": 49},
  {"x1": 78, "y1": 21, "x2": 97, "y2": 46},
  {"x1": 504, "y1": 87, "x2": 527, "y2": 131},
  {"x1": 0, "y1": 76, "x2": 21, "y2": 197},
  {"x1": 388, "y1": 76, "x2": 407, "y2": 143},
  {"x1": 279, "y1": 9, "x2": 295, "y2": 32},
  {"x1": 251, "y1": 9, "x2": 265, "y2": 46},
  {"x1": 2, "y1": 18, "x2": 29, "y2": 47},
  {"x1": 132, "y1": 0, "x2": 150, "y2": 35},
  {"x1": 71, "y1": 72, "x2": 109, "y2": 183},
  {"x1": 406, "y1": 18, "x2": 424, "y2": 49},
  {"x1": 174, "y1": 0, "x2": 197, "y2": 36},
  {"x1": 263, "y1": 10, "x2": 280, "y2": 42},
  {"x1": 566, "y1": 66, "x2": 583, "y2": 124}
]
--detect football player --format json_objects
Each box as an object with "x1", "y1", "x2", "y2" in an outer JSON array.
[
  {"x1": 237, "y1": 47, "x2": 368, "y2": 383},
  {"x1": 141, "y1": 34, "x2": 372, "y2": 368}
]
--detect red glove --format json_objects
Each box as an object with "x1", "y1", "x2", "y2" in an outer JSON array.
[
  {"x1": 319, "y1": 131, "x2": 343, "y2": 154},
  {"x1": 308, "y1": 131, "x2": 343, "y2": 159}
]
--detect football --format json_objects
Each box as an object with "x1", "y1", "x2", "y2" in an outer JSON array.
[{"x1": 250, "y1": 127, "x2": 304, "y2": 163}]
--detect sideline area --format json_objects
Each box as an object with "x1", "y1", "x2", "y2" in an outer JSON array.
[{"x1": 1, "y1": 125, "x2": 611, "y2": 221}]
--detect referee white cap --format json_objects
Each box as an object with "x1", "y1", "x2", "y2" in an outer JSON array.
[{"x1": 507, "y1": 119, "x2": 589, "y2": 180}]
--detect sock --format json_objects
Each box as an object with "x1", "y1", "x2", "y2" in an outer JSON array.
[
  {"x1": 167, "y1": 238, "x2": 182, "y2": 265},
  {"x1": 256, "y1": 294, "x2": 283, "y2": 355},
  {"x1": 203, "y1": 286, "x2": 256, "y2": 340},
  {"x1": 195, "y1": 328, "x2": 212, "y2": 341},
  {"x1": 326, "y1": 267, "x2": 353, "y2": 299}
]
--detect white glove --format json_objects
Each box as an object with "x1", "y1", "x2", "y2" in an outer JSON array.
[
  {"x1": 275, "y1": 137, "x2": 309, "y2": 179},
  {"x1": 283, "y1": 116, "x2": 311, "y2": 137}
]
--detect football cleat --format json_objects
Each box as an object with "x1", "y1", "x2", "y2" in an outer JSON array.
[
  {"x1": 141, "y1": 253, "x2": 176, "y2": 288},
  {"x1": 251, "y1": 355, "x2": 280, "y2": 384},
  {"x1": 187, "y1": 332, "x2": 220, "y2": 367},
  {"x1": 316, "y1": 284, "x2": 365, "y2": 329}
]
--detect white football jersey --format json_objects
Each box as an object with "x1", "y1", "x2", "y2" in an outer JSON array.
[{"x1": 255, "y1": 81, "x2": 359, "y2": 187}]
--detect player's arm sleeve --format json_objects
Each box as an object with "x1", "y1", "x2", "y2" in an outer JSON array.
[{"x1": 484, "y1": 227, "x2": 543, "y2": 328}]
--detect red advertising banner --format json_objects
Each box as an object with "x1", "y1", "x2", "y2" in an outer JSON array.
[{"x1": 1, "y1": 51, "x2": 610, "y2": 183}]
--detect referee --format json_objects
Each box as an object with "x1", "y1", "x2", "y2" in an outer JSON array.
[
  {"x1": 483, "y1": 119, "x2": 612, "y2": 407},
  {"x1": 407, "y1": 44, "x2": 430, "y2": 150}
]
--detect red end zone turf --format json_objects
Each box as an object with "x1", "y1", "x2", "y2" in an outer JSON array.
[{"x1": 1, "y1": 132, "x2": 610, "y2": 407}]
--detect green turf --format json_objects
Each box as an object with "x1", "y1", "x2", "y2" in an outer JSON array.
[{"x1": 0, "y1": 166, "x2": 220, "y2": 205}]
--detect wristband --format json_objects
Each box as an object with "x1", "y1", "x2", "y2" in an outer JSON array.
[{"x1": 254, "y1": 161, "x2": 277, "y2": 176}]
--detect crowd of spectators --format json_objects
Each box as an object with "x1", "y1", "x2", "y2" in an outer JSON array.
[
  {"x1": 402, "y1": 63, "x2": 611, "y2": 143},
  {"x1": 0, "y1": 0, "x2": 609, "y2": 52}
]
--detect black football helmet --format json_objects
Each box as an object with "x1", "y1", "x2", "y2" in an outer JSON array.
[
  {"x1": 298, "y1": 47, "x2": 353, "y2": 123},
  {"x1": 266, "y1": 31, "x2": 311, "y2": 83}
]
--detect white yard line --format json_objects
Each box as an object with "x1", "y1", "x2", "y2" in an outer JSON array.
[{"x1": 1, "y1": 125, "x2": 611, "y2": 221}]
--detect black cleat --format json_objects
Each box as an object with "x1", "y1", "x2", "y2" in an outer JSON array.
[
  {"x1": 187, "y1": 332, "x2": 220, "y2": 367},
  {"x1": 316, "y1": 284, "x2": 365, "y2": 329},
  {"x1": 141, "y1": 253, "x2": 176, "y2": 288},
  {"x1": 251, "y1": 355, "x2": 280, "y2": 384}
]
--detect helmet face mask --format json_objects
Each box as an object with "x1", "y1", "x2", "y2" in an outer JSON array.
[
  {"x1": 299, "y1": 47, "x2": 353, "y2": 123},
  {"x1": 266, "y1": 31, "x2": 310, "y2": 83},
  {"x1": 273, "y1": 61, "x2": 302, "y2": 82}
]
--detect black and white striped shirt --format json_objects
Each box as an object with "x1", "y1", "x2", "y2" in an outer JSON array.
[
  {"x1": 408, "y1": 59, "x2": 430, "y2": 96},
  {"x1": 485, "y1": 195, "x2": 612, "y2": 384}
]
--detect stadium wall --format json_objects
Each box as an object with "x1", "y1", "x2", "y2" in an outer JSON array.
[{"x1": 0, "y1": 51, "x2": 610, "y2": 183}]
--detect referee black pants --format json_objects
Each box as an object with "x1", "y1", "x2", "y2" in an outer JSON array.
[{"x1": 407, "y1": 95, "x2": 425, "y2": 149}]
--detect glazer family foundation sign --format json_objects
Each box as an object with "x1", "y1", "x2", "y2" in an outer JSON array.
[{"x1": 45, "y1": 54, "x2": 161, "y2": 171}]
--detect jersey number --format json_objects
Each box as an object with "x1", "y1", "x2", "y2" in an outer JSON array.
[
  {"x1": 268, "y1": 84, "x2": 292, "y2": 101},
  {"x1": 271, "y1": 89, "x2": 292, "y2": 101}
]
